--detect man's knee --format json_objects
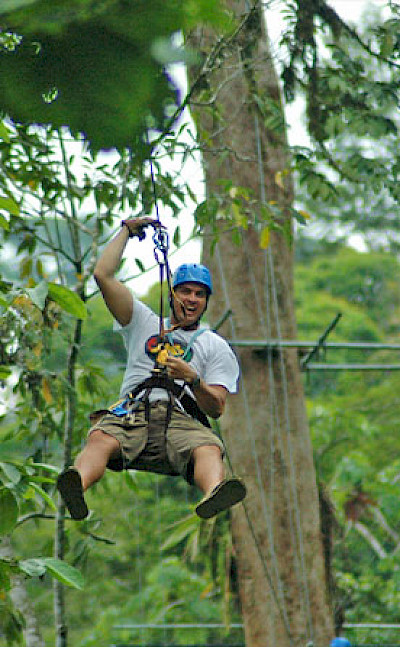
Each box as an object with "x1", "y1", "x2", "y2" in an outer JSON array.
[
  {"x1": 193, "y1": 444, "x2": 223, "y2": 461},
  {"x1": 87, "y1": 429, "x2": 121, "y2": 458}
]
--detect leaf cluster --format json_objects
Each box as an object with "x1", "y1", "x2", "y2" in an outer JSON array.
[{"x1": 0, "y1": 0, "x2": 231, "y2": 150}]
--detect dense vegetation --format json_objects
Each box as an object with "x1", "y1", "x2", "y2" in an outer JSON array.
[{"x1": 2, "y1": 0, "x2": 400, "y2": 645}]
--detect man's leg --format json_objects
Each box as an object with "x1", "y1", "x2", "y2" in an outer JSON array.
[
  {"x1": 75, "y1": 429, "x2": 121, "y2": 490},
  {"x1": 57, "y1": 429, "x2": 120, "y2": 519},
  {"x1": 192, "y1": 444, "x2": 225, "y2": 495},
  {"x1": 193, "y1": 444, "x2": 246, "y2": 519}
]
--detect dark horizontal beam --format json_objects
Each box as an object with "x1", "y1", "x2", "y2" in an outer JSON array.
[
  {"x1": 228, "y1": 340, "x2": 400, "y2": 351},
  {"x1": 305, "y1": 364, "x2": 400, "y2": 371}
]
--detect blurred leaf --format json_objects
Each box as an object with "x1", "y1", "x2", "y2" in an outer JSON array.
[
  {"x1": 0, "y1": 0, "x2": 230, "y2": 149},
  {"x1": 0, "y1": 462, "x2": 21, "y2": 485},
  {"x1": 41, "y1": 557, "x2": 84, "y2": 589},
  {"x1": 0, "y1": 487, "x2": 19, "y2": 536},
  {"x1": 260, "y1": 226, "x2": 270, "y2": 249},
  {"x1": 25, "y1": 280, "x2": 48, "y2": 310},
  {"x1": 0, "y1": 214, "x2": 10, "y2": 230},
  {"x1": 41, "y1": 376, "x2": 53, "y2": 404},
  {"x1": 0, "y1": 366, "x2": 12, "y2": 380},
  {"x1": 29, "y1": 481, "x2": 56, "y2": 510},
  {"x1": 18, "y1": 558, "x2": 46, "y2": 578},
  {"x1": 0, "y1": 121, "x2": 11, "y2": 142},
  {"x1": 135, "y1": 258, "x2": 145, "y2": 273},
  {"x1": 0, "y1": 195, "x2": 19, "y2": 217},
  {"x1": 47, "y1": 282, "x2": 87, "y2": 319}
]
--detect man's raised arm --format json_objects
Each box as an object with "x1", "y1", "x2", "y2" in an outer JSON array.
[{"x1": 94, "y1": 217, "x2": 159, "y2": 326}]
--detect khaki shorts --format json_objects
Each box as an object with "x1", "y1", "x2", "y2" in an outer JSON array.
[{"x1": 88, "y1": 400, "x2": 224, "y2": 484}]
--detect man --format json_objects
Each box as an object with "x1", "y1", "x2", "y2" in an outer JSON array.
[{"x1": 57, "y1": 216, "x2": 246, "y2": 520}]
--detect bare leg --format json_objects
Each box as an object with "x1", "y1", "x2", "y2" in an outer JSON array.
[
  {"x1": 192, "y1": 444, "x2": 224, "y2": 495},
  {"x1": 75, "y1": 429, "x2": 121, "y2": 491},
  {"x1": 193, "y1": 445, "x2": 246, "y2": 519}
]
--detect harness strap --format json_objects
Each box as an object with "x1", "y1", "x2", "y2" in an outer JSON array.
[
  {"x1": 128, "y1": 373, "x2": 211, "y2": 429},
  {"x1": 164, "y1": 319, "x2": 207, "y2": 359}
]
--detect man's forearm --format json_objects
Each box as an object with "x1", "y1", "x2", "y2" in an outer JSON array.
[
  {"x1": 94, "y1": 226, "x2": 130, "y2": 280},
  {"x1": 191, "y1": 381, "x2": 226, "y2": 419}
]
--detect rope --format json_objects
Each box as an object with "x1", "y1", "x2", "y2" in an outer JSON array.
[
  {"x1": 265, "y1": 243, "x2": 315, "y2": 643},
  {"x1": 254, "y1": 107, "x2": 309, "y2": 623},
  {"x1": 209, "y1": 83, "x2": 315, "y2": 643},
  {"x1": 250, "y1": 103, "x2": 315, "y2": 642},
  {"x1": 144, "y1": 143, "x2": 189, "y2": 355},
  {"x1": 215, "y1": 245, "x2": 294, "y2": 644},
  {"x1": 254, "y1": 97, "x2": 315, "y2": 643}
]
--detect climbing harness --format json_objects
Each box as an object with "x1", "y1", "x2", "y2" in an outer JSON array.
[{"x1": 119, "y1": 151, "x2": 211, "y2": 436}]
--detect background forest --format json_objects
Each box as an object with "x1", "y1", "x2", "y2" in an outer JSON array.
[{"x1": 2, "y1": 0, "x2": 400, "y2": 646}]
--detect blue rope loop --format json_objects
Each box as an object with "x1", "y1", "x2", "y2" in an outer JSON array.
[{"x1": 152, "y1": 227, "x2": 169, "y2": 265}]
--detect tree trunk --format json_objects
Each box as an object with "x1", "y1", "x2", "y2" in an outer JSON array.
[{"x1": 188, "y1": 3, "x2": 334, "y2": 645}]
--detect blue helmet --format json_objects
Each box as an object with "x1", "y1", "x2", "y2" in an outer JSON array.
[
  {"x1": 172, "y1": 263, "x2": 213, "y2": 295},
  {"x1": 330, "y1": 639, "x2": 351, "y2": 647}
]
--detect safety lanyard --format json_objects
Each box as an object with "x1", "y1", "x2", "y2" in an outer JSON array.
[{"x1": 165, "y1": 318, "x2": 207, "y2": 360}]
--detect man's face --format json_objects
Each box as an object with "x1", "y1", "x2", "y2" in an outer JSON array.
[{"x1": 172, "y1": 282, "x2": 208, "y2": 327}]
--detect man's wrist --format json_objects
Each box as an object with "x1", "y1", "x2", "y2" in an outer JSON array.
[
  {"x1": 121, "y1": 220, "x2": 135, "y2": 238},
  {"x1": 121, "y1": 220, "x2": 145, "y2": 240},
  {"x1": 189, "y1": 373, "x2": 201, "y2": 389}
]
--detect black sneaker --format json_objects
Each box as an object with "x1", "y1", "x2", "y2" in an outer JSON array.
[
  {"x1": 57, "y1": 468, "x2": 89, "y2": 520},
  {"x1": 195, "y1": 478, "x2": 246, "y2": 519}
]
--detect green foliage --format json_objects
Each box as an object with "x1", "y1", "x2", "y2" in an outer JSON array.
[
  {"x1": 0, "y1": 487, "x2": 19, "y2": 535},
  {"x1": 296, "y1": 245, "x2": 400, "y2": 624},
  {"x1": 286, "y1": 4, "x2": 400, "y2": 254},
  {"x1": 0, "y1": 0, "x2": 231, "y2": 150},
  {"x1": 296, "y1": 247, "x2": 400, "y2": 334}
]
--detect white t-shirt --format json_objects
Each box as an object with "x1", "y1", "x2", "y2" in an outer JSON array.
[{"x1": 114, "y1": 298, "x2": 240, "y2": 402}]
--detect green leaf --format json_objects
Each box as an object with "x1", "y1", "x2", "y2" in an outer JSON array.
[
  {"x1": 173, "y1": 225, "x2": 181, "y2": 247},
  {"x1": 30, "y1": 462, "x2": 59, "y2": 475},
  {"x1": 47, "y1": 283, "x2": 87, "y2": 319},
  {"x1": 0, "y1": 214, "x2": 10, "y2": 230},
  {"x1": 0, "y1": 462, "x2": 21, "y2": 485},
  {"x1": 0, "y1": 441, "x2": 23, "y2": 460},
  {"x1": 0, "y1": 366, "x2": 12, "y2": 380},
  {"x1": 25, "y1": 281, "x2": 49, "y2": 310},
  {"x1": 28, "y1": 481, "x2": 56, "y2": 511},
  {"x1": 18, "y1": 558, "x2": 46, "y2": 578},
  {"x1": 0, "y1": 559, "x2": 12, "y2": 591},
  {"x1": 0, "y1": 487, "x2": 19, "y2": 536},
  {"x1": 0, "y1": 121, "x2": 10, "y2": 142},
  {"x1": 0, "y1": 195, "x2": 19, "y2": 217},
  {"x1": 161, "y1": 515, "x2": 198, "y2": 551},
  {"x1": 135, "y1": 258, "x2": 145, "y2": 273},
  {"x1": 41, "y1": 558, "x2": 84, "y2": 590}
]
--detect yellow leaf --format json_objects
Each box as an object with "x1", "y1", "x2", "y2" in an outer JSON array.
[
  {"x1": 275, "y1": 168, "x2": 290, "y2": 190},
  {"x1": 42, "y1": 377, "x2": 53, "y2": 405},
  {"x1": 200, "y1": 582, "x2": 213, "y2": 599},
  {"x1": 232, "y1": 203, "x2": 248, "y2": 229},
  {"x1": 32, "y1": 342, "x2": 43, "y2": 358},
  {"x1": 275, "y1": 171, "x2": 284, "y2": 189},
  {"x1": 260, "y1": 227, "x2": 270, "y2": 249},
  {"x1": 298, "y1": 209, "x2": 311, "y2": 220}
]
